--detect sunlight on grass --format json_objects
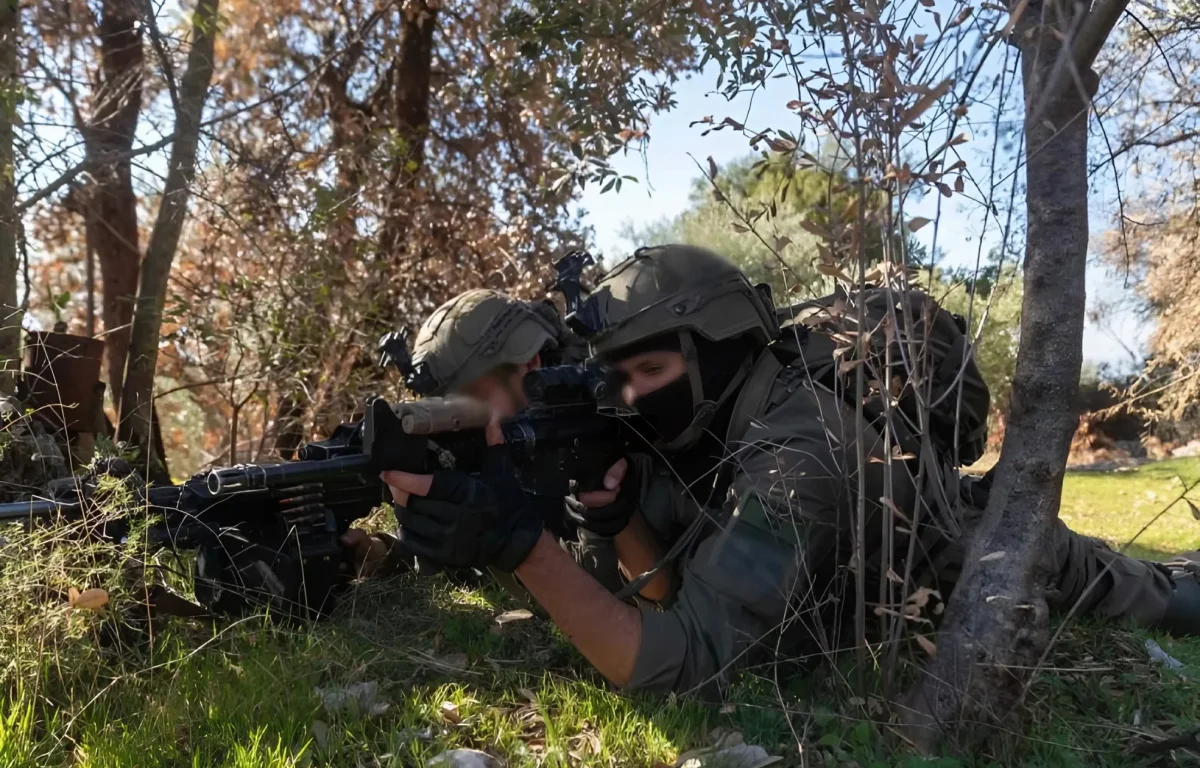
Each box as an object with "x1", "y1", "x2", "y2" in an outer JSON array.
[{"x1": 1060, "y1": 457, "x2": 1200, "y2": 560}]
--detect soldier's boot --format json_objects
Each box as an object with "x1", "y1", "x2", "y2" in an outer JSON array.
[{"x1": 1153, "y1": 578, "x2": 1200, "y2": 636}]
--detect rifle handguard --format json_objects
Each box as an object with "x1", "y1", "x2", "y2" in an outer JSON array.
[{"x1": 395, "y1": 397, "x2": 492, "y2": 435}]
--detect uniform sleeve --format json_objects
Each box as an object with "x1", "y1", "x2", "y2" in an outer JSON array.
[
  {"x1": 625, "y1": 385, "x2": 909, "y2": 695},
  {"x1": 625, "y1": 433, "x2": 848, "y2": 694}
]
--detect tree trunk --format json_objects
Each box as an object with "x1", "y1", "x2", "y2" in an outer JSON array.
[
  {"x1": 375, "y1": 0, "x2": 437, "y2": 259},
  {"x1": 0, "y1": 0, "x2": 20, "y2": 396},
  {"x1": 117, "y1": 0, "x2": 219, "y2": 463},
  {"x1": 899, "y1": 2, "x2": 1098, "y2": 750},
  {"x1": 83, "y1": 0, "x2": 145, "y2": 406}
]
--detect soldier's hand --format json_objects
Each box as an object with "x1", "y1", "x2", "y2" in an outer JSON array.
[
  {"x1": 341, "y1": 528, "x2": 389, "y2": 579},
  {"x1": 577, "y1": 459, "x2": 627, "y2": 508},
  {"x1": 572, "y1": 459, "x2": 636, "y2": 537}
]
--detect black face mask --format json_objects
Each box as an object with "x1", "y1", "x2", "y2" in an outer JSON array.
[{"x1": 631, "y1": 373, "x2": 698, "y2": 445}]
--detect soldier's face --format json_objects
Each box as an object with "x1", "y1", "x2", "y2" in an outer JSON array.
[
  {"x1": 457, "y1": 356, "x2": 541, "y2": 419},
  {"x1": 613, "y1": 350, "x2": 688, "y2": 407}
]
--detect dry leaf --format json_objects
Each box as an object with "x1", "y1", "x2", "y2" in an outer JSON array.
[
  {"x1": 947, "y1": 6, "x2": 973, "y2": 28},
  {"x1": 765, "y1": 136, "x2": 796, "y2": 153},
  {"x1": 886, "y1": 567, "x2": 904, "y2": 584},
  {"x1": 495, "y1": 609, "x2": 533, "y2": 625},
  {"x1": 1187, "y1": 499, "x2": 1200, "y2": 521},
  {"x1": 916, "y1": 634, "x2": 938, "y2": 657},
  {"x1": 907, "y1": 216, "x2": 931, "y2": 232},
  {"x1": 979, "y1": 551, "x2": 1008, "y2": 563},
  {"x1": 69, "y1": 587, "x2": 109, "y2": 613},
  {"x1": 907, "y1": 586, "x2": 942, "y2": 609},
  {"x1": 314, "y1": 682, "x2": 391, "y2": 717},
  {"x1": 440, "y1": 701, "x2": 462, "y2": 724},
  {"x1": 913, "y1": 34, "x2": 927, "y2": 48},
  {"x1": 954, "y1": 175, "x2": 965, "y2": 193}
]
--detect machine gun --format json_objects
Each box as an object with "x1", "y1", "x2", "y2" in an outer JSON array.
[{"x1": 0, "y1": 363, "x2": 643, "y2": 621}]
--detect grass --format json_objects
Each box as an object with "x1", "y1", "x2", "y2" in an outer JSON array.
[
  {"x1": 1060, "y1": 457, "x2": 1200, "y2": 560},
  {"x1": 3, "y1": 460, "x2": 1200, "y2": 767}
]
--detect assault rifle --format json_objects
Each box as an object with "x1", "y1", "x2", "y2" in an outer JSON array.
[{"x1": 0, "y1": 362, "x2": 639, "y2": 620}]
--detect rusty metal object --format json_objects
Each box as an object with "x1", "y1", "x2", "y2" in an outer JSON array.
[{"x1": 23, "y1": 331, "x2": 105, "y2": 435}]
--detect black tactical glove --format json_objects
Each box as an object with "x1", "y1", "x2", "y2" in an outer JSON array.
[
  {"x1": 394, "y1": 445, "x2": 543, "y2": 573},
  {"x1": 566, "y1": 461, "x2": 637, "y2": 537}
]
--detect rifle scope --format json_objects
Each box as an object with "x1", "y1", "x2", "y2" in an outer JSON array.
[{"x1": 523, "y1": 363, "x2": 608, "y2": 405}]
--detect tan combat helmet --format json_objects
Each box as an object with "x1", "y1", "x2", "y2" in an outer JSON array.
[
  {"x1": 407, "y1": 289, "x2": 564, "y2": 396},
  {"x1": 573, "y1": 244, "x2": 779, "y2": 448}
]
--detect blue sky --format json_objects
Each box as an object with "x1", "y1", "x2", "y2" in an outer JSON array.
[{"x1": 572, "y1": 61, "x2": 1150, "y2": 372}]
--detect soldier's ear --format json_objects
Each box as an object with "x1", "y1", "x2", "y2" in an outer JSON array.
[{"x1": 525, "y1": 354, "x2": 542, "y2": 372}]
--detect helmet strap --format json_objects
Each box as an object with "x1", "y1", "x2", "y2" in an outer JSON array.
[{"x1": 657, "y1": 330, "x2": 752, "y2": 452}]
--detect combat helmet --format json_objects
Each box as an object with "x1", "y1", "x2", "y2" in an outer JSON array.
[
  {"x1": 403, "y1": 289, "x2": 564, "y2": 396},
  {"x1": 566, "y1": 244, "x2": 779, "y2": 448},
  {"x1": 574, "y1": 244, "x2": 778, "y2": 357}
]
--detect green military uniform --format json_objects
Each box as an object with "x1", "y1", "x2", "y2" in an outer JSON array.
[{"x1": 576, "y1": 245, "x2": 1200, "y2": 695}]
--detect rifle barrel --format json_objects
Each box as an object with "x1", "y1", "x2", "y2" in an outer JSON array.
[
  {"x1": 206, "y1": 454, "x2": 375, "y2": 495},
  {"x1": 0, "y1": 498, "x2": 76, "y2": 522}
]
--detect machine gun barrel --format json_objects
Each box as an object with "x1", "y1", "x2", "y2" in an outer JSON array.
[
  {"x1": 0, "y1": 497, "x2": 79, "y2": 522},
  {"x1": 205, "y1": 453, "x2": 376, "y2": 495}
]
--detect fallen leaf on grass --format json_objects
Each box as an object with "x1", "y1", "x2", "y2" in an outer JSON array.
[
  {"x1": 68, "y1": 587, "x2": 108, "y2": 613},
  {"x1": 494, "y1": 609, "x2": 533, "y2": 625},
  {"x1": 440, "y1": 701, "x2": 462, "y2": 724},
  {"x1": 1145, "y1": 639, "x2": 1187, "y2": 676},
  {"x1": 426, "y1": 749, "x2": 501, "y2": 768},
  {"x1": 674, "y1": 729, "x2": 783, "y2": 768},
  {"x1": 675, "y1": 744, "x2": 782, "y2": 768},
  {"x1": 314, "y1": 681, "x2": 391, "y2": 717},
  {"x1": 569, "y1": 724, "x2": 602, "y2": 756}
]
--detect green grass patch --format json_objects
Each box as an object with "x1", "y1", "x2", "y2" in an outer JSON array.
[
  {"x1": 3, "y1": 460, "x2": 1200, "y2": 766},
  {"x1": 1061, "y1": 457, "x2": 1200, "y2": 560}
]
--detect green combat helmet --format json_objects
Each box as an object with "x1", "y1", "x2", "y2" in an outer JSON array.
[
  {"x1": 401, "y1": 289, "x2": 568, "y2": 397},
  {"x1": 564, "y1": 244, "x2": 779, "y2": 448}
]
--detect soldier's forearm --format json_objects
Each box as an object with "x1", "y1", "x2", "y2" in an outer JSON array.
[
  {"x1": 516, "y1": 531, "x2": 642, "y2": 687},
  {"x1": 614, "y1": 512, "x2": 673, "y2": 602}
]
